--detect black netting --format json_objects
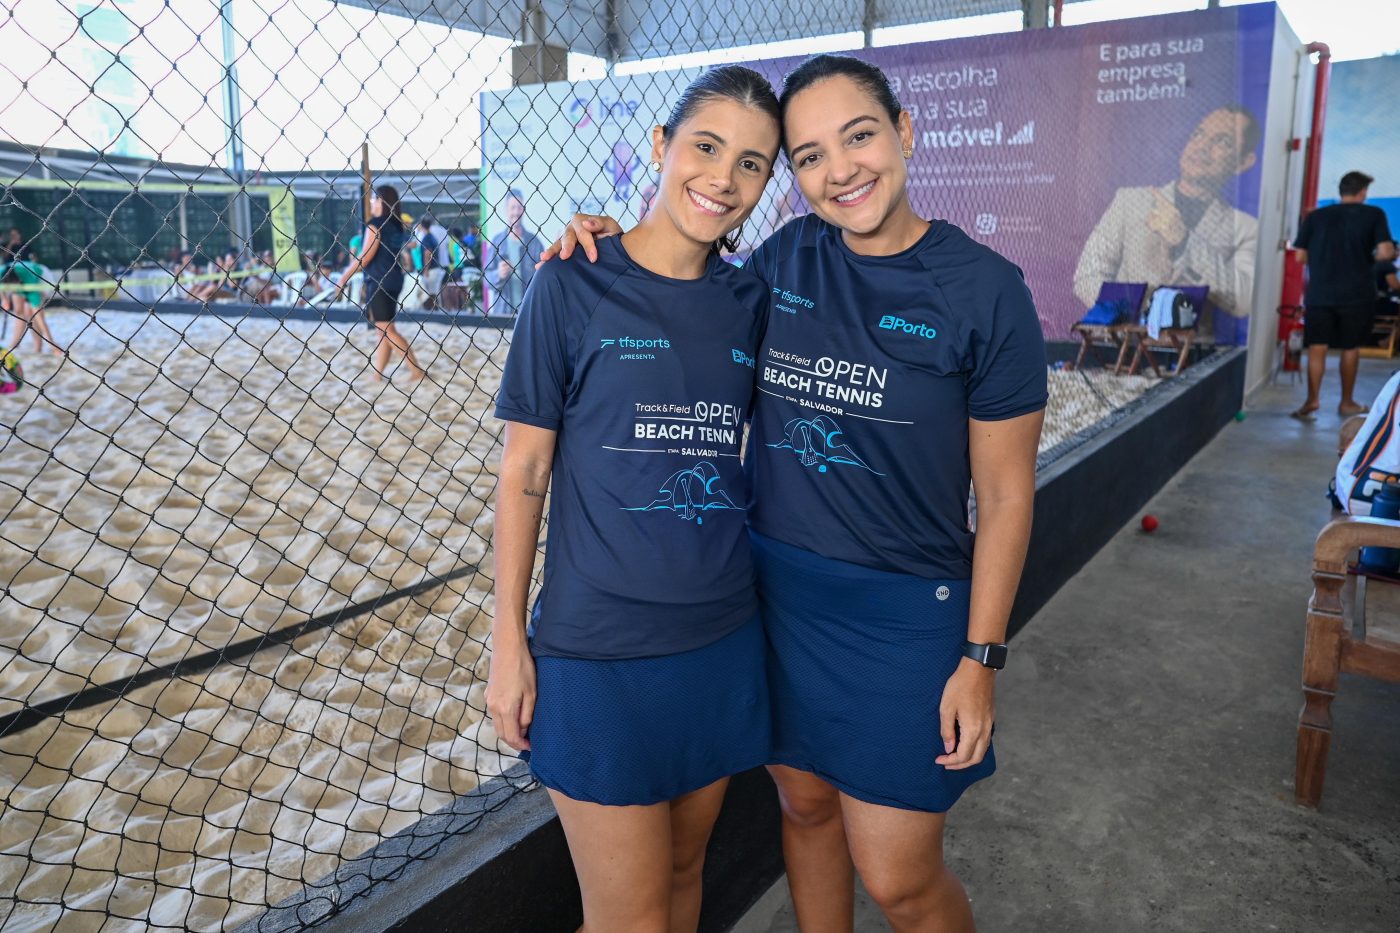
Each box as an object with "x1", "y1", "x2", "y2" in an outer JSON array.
[{"x1": 0, "y1": 0, "x2": 1271, "y2": 928}]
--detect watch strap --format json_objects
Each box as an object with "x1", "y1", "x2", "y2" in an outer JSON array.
[{"x1": 962, "y1": 640, "x2": 1009, "y2": 670}]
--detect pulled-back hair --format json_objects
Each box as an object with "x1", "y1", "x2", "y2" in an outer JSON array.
[
  {"x1": 779, "y1": 54, "x2": 903, "y2": 148},
  {"x1": 660, "y1": 65, "x2": 780, "y2": 254},
  {"x1": 373, "y1": 184, "x2": 402, "y2": 227}
]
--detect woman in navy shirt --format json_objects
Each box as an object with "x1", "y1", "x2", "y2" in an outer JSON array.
[
  {"x1": 487, "y1": 67, "x2": 781, "y2": 932},
  {"x1": 550, "y1": 55, "x2": 1046, "y2": 933},
  {"x1": 336, "y1": 184, "x2": 426, "y2": 382}
]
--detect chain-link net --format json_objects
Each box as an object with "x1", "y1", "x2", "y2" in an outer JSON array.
[{"x1": 0, "y1": 0, "x2": 1271, "y2": 928}]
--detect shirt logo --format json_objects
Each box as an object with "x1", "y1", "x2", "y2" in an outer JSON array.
[
  {"x1": 936, "y1": 585, "x2": 950, "y2": 601},
  {"x1": 599, "y1": 336, "x2": 672, "y2": 361},
  {"x1": 772, "y1": 285, "x2": 815, "y2": 314},
  {"x1": 731, "y1": 348, "x2": 754, "y2": 367},
  {"x1": 878, "y1": 315, "x2": 937, "y2": 339}
]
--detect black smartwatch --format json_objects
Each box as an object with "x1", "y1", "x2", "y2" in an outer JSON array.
[{"x1": 962, "y1": 641, "x2": 1009, "y2": 670}]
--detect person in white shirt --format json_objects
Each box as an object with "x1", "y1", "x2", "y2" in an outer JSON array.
[{"x1": 1073, "y1": 105, "x2": 1261, "y2": 345}]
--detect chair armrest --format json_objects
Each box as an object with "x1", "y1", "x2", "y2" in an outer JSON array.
[{"x1": 1314, "y1": 516, "x2": 1400, "y2": 575}]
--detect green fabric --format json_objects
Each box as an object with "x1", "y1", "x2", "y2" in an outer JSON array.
[{"x1": 2, "y1": 262, "x2": 44, "y2": 306}]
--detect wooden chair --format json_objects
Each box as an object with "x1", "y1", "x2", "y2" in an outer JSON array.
[
  {"x1": 1125, "y1": 285, "x2": 1210, "y2": 377},
  {"x1": 1070, "y1": 281, "x2": 1148, "y2": 373},
  {"x1": 1297, "y1": 515, "x2": 1400, "y2": 807},
  {"x1": 1359, "y1": 297, "x2": 1400, "y2": 359}
]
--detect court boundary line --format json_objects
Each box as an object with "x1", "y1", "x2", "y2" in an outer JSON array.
[{"x1": 0, "y1": 560, "x2": 482, "y2": 736}]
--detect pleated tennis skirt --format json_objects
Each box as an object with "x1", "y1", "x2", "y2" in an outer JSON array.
[
  {"x1": 751, "y1": 531, "x2": 995, "y2": 812},
  {"x1": 524, "y1": 614, "x2": 770, "y2": 806}
]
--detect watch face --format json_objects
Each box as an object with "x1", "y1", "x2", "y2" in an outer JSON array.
[{"x1": 985, "y1": 644, "x2": 1009, "y2": 669}]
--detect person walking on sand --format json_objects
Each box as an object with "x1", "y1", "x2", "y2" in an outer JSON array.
[{"x1": 337, "y1": 184, "x2": 426, "y2": 383}]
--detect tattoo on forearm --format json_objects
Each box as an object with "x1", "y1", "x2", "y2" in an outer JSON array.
[{"x1": 523, "y1": 487, "x2": 546, "y2": 499}]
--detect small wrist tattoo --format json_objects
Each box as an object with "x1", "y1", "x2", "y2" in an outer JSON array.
[{"x1": 523, "y1": 487, "x2": 546, "y2": 499}]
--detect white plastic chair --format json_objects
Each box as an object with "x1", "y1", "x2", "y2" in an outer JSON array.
[
  {"x1": 307, "y1": 272, "x2": 362, "y2": 309},
  {"x1": 275, "y1": 271, "x2": 307, "y2": 306},
  {"x1": 399, "y1": 272, "x2": 427, "y2": 311}
]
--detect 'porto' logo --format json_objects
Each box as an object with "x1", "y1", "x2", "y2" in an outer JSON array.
[
  {"x1": 731, "y1": 348, "x2": 754, "y2": 367},
  {"x1": 879, "y1": 315, "x2": 937, "y2": 339}
]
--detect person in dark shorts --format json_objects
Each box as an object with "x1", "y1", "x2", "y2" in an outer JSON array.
[
  {"x1": 336, "y1": 184, "x2": 425, "y2": 382},
  {"x1": 1293, "y1": 171, "x2": 1397, "y2": 419}
]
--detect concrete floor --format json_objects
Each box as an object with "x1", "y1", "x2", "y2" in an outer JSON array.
[{"x1": 735, "y1": 358, "x2": 1400, "y2": 933}]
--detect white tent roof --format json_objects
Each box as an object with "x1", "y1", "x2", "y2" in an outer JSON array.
[{"x1": 335, "y1": 1, "x2": 1082, "y2": 62}]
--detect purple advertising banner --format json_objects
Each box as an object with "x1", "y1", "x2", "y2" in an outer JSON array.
[{"x1": 743, "y1": 4, "x2": 1277, "y2": 345}]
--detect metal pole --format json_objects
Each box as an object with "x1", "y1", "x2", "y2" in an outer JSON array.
[
  {"x1": 863, "y1": 0, "x2": 877, "y2": 48},
  {"x1": 178, "y1": 191, "x2": 189, "y2": 252},
  {"x1": 362, "y1": 143, "x2": 371, "y2": 223},
  {"x1": 1301, "y1": 42, "x2": 1332, "y2": 218},
  {"x1": 220, "y1": 0, "x2": 252, "y2": 254}
]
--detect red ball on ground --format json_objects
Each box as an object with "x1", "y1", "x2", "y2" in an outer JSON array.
[{"x1": 1141, "y1": 515, "x2": 1159, "y2": 533}]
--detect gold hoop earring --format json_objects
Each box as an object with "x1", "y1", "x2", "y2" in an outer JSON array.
[{"x1": 903, "y1": 148, "x2": 914, "y2": 158}]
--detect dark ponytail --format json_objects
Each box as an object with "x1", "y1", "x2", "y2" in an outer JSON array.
[
  {"x1": 373, "y1": 184, "x2": 402, "y2": 228},
  {"x1": 660, "y1": 65, "x2": 780, "y2": 255}
]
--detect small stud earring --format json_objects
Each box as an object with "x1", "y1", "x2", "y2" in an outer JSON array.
[
  {"x1": 650, "y1": 160, "x2": 661, "y2": 171},
  {"x1": 903, "y1": 148, "x2": 914, "y2": 158}
]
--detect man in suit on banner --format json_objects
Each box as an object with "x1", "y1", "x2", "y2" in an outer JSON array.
[{"x1": 1073, "y1": 105, "x2": 1261, "y2": 345}]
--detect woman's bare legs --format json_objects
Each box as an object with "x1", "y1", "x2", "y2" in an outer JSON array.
[
  {"x1": 766, "y1": 765, "x2": 855, "y2": 933},
  {"x1": 373, "y1": 321, "x2": 425, "y2": 381},
  {"x1": 667, "y1": 779, "x2": 729, "y2": 933},
  {"x1": 27, "y1": 306, "x2": 62, "y2": 356},
  {"x1": 842, "y1": 795, "x2": 974, "y2": 933}
]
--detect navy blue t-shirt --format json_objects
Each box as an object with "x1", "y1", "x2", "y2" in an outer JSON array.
[
  {"x1": 744, "y1": 215, "x2": 1047, "y2": 579},
  {"x1": 494, "y1": 235, "x2": 768, "y2": 659},
  {"x1": 364, "y1": 214, "x2": 406, "y2": 289}
]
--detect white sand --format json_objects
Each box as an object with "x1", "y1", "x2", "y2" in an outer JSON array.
[
  {"x1": 0, "y1": 310, "x2": 1154, "y2": 930},
  {"x1": 1041, "y1": 367, "x2": 1156, "y2": 453},
  {"x1": 1, "y1": 310, "x2": 520, "y2": 930}
]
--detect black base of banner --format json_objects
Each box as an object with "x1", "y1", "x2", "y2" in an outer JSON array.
[
  {"x1": 1010, "y1": 346, "x2": 1246, "y2": 637},
  {"x1": 247, "y1": 766, "x2": 781, "y2": 933}
]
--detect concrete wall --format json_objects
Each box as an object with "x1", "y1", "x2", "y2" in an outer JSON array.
[{"x1": 1243, "y1": 6, "x2": 1312, "y2": 396}]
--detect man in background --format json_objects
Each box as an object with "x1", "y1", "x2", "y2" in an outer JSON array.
[
  {"x1": 414, "y1": 219, "x2": 439, "y2": 274},
  {"x1": 426, "y1": 215, "x2": 451, "y2": 270},
  {"x1": 1293, "y1": 171, "x2": 1397, "y2": 419},
  {"x1": 485, "y1": 189, "x2": 543, "y2": 316},
  {"x1": 1073, "y1": 105, "x2": 1261, "y2": 345}
]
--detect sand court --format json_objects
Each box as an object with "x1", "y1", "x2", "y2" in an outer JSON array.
[{"x1": 0, "y1": 307, "x2": 1156, "y2": 929}]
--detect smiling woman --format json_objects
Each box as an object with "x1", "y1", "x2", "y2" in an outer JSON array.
[
  {"x1": 485, "y1": 65, "x2": 782, "y2": 933},
  {"x1": 541, "y1": 51, "x2": 1048, "y2": 933}
]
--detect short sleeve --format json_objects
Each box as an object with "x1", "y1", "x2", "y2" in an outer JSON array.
[
  {"x1": 1373, "y1": 209, "x2": 1394, "y2": 248},
  {"x1": 967, "y1": 267, "x2": 1049, "y2": 421},
  {"x1": 1293, "y1": 212, "x2": 1313, "y2": 251},
  {"x1": 743, "y1": 235, "x2": 777, "y2": 288},
  {"x1": 494, "y1": 268, "x2": 574, "y2": 430}
]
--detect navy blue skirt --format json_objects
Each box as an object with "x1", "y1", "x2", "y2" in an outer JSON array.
[
  {"x1": 751, "y1": 531, "x2": 994, "y2": 812},
  {"x1": 525, "y1": 614, "x2": 770, "y2": 806}
]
